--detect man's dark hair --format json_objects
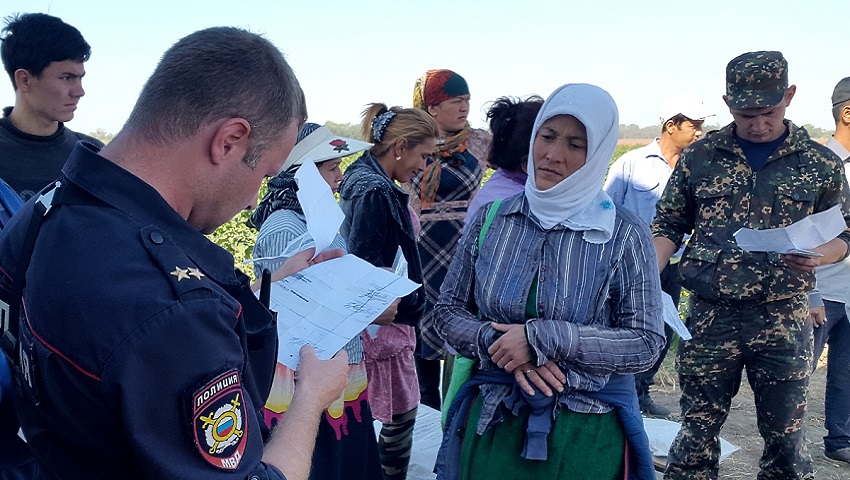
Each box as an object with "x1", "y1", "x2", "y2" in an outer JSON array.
[
  {"x1": 122, "y1": 27, "x2": 307, "y2": 167},
  {"x1": 832, "y1": 100, "x2": 850, "y2": 125},
  {"x1": 1, "y1": 13, "x2": 91, "y2": 88},
  {"x1": 660, "y1": 114, "x2": 691, "y2": 134}
]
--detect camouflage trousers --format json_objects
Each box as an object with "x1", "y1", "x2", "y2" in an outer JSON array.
[{"x1": 664, "y1": 294, "x2": 814, "y2": 480}]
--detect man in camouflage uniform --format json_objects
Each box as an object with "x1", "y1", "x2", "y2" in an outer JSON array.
[{"x1": 651, "y1": 51, "x2": 850, "y2": 480}]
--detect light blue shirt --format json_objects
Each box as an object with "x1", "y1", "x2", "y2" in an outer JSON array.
[
  {"x1": 603, "y1": 140, "x2": 671, "y2": 226},
  {"x1": 815, "y1": 136, "x2": 850, "y2": 306},
  {"x1": 604, "y1": 140, "x2": 689, "y2": 261}
]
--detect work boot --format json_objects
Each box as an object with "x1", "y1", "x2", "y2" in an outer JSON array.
[
  {"x1": 639, "y1": 396, "x2": 671, "y2": 417},
  {"x1": 825, "y1": 447, "x2": 850, "y2": 464}
]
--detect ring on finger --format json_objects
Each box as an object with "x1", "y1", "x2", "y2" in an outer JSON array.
[{"x1": 524, "y1": 369, "x2": 533, "y2": 375}]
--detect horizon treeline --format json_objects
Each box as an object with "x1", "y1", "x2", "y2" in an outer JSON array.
[{"x1": 87, "y1": 121, "x2": 835, "y2": 146}]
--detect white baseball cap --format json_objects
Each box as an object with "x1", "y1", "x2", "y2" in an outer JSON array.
[
  {"x1": 658, "y1": 94, "x2": 714, "y2": 124},
  {"x1": 281, "y1": 125, "x2": 372, "y2": 172}
]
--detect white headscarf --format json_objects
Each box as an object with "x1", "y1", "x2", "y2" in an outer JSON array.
[{"x1": 524, "y1": 83, "x2": 619, "y2": 243}]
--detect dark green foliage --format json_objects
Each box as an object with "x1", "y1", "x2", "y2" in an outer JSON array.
[{"x1": 324, "y1": 121, "x2": 362, "y2": 140}]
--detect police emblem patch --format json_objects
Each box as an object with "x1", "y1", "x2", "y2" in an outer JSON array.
[{"x1": 193, "y1": 370, "x2": 248, "y2": 470}]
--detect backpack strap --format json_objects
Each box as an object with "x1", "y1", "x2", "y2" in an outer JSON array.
[
  {"x1": 1, "y1": 181, "x2": 98, "y2": 365},
  {"x1": 441, "y1": 198, "x2": 504, "y2": 428},
  {"x1": 0, "y1": 178, "x2": 23, "y2": 229},
  {"x1": 477, "y1": 199, "x2": 503, "y2": 251}
]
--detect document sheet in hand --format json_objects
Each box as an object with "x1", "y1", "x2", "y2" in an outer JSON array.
[
  {"x1": 269, "y1": 254, "x2": 419, "y2": 369},
  {"x1": 295, "y1": 159, "x2": 345, "y2": 258},
  {"x1": 733, "y1": 204, "x2": 846, "y2": 254}
]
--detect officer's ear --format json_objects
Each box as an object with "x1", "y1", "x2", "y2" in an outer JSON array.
[{"x1": 210, "y1": 118, "x2": 251, "y2": 166}]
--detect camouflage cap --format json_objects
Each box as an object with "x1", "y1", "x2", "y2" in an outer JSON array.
[{"x1": 725, "y1": 51, "x2": 788, "y2": 110}]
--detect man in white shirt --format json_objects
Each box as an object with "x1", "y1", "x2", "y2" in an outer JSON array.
[
  {"x1": 812, "y1": 76, "x2": 850, "y2": 465},
  {"x1": 604, "y1": 94, "x2": 712, "y2": 416}
]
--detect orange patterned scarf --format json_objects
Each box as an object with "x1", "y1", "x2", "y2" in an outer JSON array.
[{"x1": 420, "y1": 124, "x2": 471, "y2": 208}]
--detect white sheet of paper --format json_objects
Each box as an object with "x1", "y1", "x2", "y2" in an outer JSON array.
[
  {"x1": 294, "y1": 159, "x2": 344, "y2": 259},
  {"x1": 734, "y1": 204, "x2": 846, "y2": 254},
  {"x1": 643, "y1": 417, "x2": 739, "y2": 462},
  {"x1": 661, "y1": 291, "x2": 691, "y2": 341},
  {"x1": 269, "y1": 254, "x2": 419, "y2": 369},
  {"x1": 366, "y1": 248, "x2": 411, "y2": 339}
]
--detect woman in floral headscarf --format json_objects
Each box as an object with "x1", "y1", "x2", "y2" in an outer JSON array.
[
  {"x1": 248, "y1": 123, "x2": 382, "y2": 480},
  {"x1": 409, "y1": 69, "x2": 484, "y2": 410}
]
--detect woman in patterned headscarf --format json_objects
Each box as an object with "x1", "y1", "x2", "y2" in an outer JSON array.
[{"x1": 409, "y1": 69, "x2": 484, "y2": 410}]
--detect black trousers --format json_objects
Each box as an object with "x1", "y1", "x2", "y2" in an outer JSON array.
[{"x1": 415, "y1": 355, "x2": 442, "y2": 411}]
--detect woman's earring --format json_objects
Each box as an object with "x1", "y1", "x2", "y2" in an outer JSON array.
[{"x1": 396, "y1": 156, "x2": 401, "y2": 161}]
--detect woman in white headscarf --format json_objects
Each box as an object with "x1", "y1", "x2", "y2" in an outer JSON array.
[{"x1": 432, "y1": 84, "x2": 665, "y2": 480}]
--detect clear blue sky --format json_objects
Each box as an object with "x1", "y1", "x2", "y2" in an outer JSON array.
[{"x1": 2, "y1": 0, "x2": 846, "y2": 136}]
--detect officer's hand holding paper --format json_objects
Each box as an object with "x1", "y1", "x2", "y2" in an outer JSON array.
[
  {"x1": 258, "y1": 159, "x2": 417, "y2": 369},
  {"x1": 733, "y1": 204, "x2": 845, "y2": 257},
  {"x1": 269, "y1": 254, "x2": 418, "y2": 369}
]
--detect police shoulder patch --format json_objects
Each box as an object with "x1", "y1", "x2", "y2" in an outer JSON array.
[{"x1": 192, "y1": 369, "x2": 248, "y2": 470}]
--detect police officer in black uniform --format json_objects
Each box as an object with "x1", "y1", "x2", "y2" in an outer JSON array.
[{"x1": 0, "y1": 27, "x2": 350, "y2": 480}]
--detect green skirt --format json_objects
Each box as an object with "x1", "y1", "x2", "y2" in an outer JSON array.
[{"x1": 460, "y1": 396, "x2": 625, "y2": 480}]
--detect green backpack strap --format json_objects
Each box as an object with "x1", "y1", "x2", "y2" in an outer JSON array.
[
  {"x1": 477, "y1": 199, "x2": 503, "y2": 251},
  {"x1": 442, "y1": 199, "x2": 503, "y2": 428}
]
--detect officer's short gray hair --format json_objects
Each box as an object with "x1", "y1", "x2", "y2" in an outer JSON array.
[{"x1": 123, "y1": 27, "x2": 307, "y2": 167}]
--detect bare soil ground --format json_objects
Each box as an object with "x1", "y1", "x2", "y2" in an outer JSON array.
[{"x1": 650, "y1": 352, "x2": 847, "y2": 479}]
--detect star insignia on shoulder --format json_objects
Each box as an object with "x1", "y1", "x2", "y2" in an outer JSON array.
[
  {"x1": 171, "y1": 267, "x2": 190, "y2": 281},
  {"x1": 188, "y1": 267, "x2": 205, "y2": 279}
]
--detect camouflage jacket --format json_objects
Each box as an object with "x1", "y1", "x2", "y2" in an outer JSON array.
[{"x1": 651, "y1": 120, "x2": 850, "y2": 302}]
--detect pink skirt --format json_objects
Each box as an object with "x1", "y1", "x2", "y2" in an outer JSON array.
[{"x1": 361, "y1": 324, "x2": 420, "y2": 423}]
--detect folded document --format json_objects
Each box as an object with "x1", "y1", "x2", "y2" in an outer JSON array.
[{"x1": 733, "y1": 204, "x2": 846, "y2": 254}]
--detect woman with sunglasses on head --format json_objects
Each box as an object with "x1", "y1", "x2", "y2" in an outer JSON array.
[{"x1": 339, "y1": 104, "x2": 440, "y2": 480}]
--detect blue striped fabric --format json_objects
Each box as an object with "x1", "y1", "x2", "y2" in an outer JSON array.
[{"x1": 433, "y1": 194, "x2": 665, "y2": 433}]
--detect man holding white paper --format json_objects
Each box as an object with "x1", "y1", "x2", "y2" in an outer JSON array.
[
  {"x1": 0, "y1": 28, "x2": 351, "y2": 480},
  {"x1": 732, "y1": 204, "x2": 847, "y2": 256},
  {"x1": 652, "y1": 51, "x2": 850, "y2": 479}
]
